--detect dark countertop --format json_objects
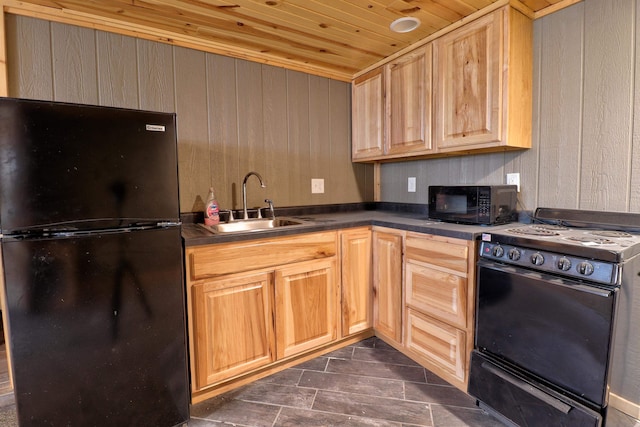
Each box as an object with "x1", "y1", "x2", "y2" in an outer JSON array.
[{"x1": 182, "y1": 205, "x2": 519, "y2": 247}]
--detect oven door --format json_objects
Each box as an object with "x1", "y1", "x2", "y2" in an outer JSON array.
[{"x1": 475, "y1": 260, "x2": 617, "y2": 407}]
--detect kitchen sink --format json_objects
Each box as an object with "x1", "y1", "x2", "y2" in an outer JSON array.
[{"x1": 199, "y1": 217, "x2": 308, "y2": 234}]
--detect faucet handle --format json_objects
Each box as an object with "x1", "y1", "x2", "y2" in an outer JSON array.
[
  {"x1": 220, "y1": 209, "x2": 234, "y2": 222},
  {"x1": 265, "y1": 199, "x2": 275, "y2": 219}
]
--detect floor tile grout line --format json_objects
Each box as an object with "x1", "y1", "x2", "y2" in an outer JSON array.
[
  {"x1": 235, "y1": 386, "x2": 477, "y2": 409},
  {"x1": 297, "y1": 369, "x2": 411, "y2": 386},
  {"x1": 230, "y1": 397, "x2": 432, "y2": 427},
  {"x1": 271, "y1": 405, "x2": 284, "y2": 427}
]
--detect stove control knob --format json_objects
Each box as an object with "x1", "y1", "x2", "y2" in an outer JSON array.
[
  {"x1": 508, "y1": 248, "x2": 521, "y2": 261},
  {"x1": 531, "y1": 253, "x2": 545, "y2": 266},
  {"x1": 492, "y1": 245, "x2": 505, "y2": 257},
  {"x1": 557, "y1": 257, "x2": 572, "y2": 271},
  {"x1": 578, "y1": 261, "x2": 595, "y2": 276}
]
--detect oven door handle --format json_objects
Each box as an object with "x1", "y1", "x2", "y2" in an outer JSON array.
[{"x1": 481, "y1": 362, "x2": 572, "y2": 414}]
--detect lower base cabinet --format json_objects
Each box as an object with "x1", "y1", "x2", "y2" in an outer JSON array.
[
  {"x1": 403, "y1": 233, "x2": 476, "y2": 391},
  {"x1": 372, "y1": 228, "x2": 404, "y2": 346},
  {"x1": 185, "y1": 227, "x2": 478, "y2": 401},
  {"x1": 191, "y1": 271, "x2": 275, "y2": 389},
  {"x1": 340, "y1": 228, "x2": 373, "y2": 336},
  {"x1": 186, "y1": 231, "x2": 342, "y2": 401},
  {"x1": 275, "y1": 258, "x2": 338, "y2": 359}
]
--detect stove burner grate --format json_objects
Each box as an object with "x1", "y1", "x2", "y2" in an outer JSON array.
[
  {"x1": 531, "y1": 224, "x2": 569, "y2": 231},
  {"x1": 566, "y1": 236, "x2": 615, "y2": 245},
  {"x1": 508, "y1": 226, "x2": 563, "y2": 236},
  {"x1": 590, "y1": 230, "x2": 634, "y2": 239}
]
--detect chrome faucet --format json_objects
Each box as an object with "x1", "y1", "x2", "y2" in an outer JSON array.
[{"x1": 242, "y1": 171, "x2": 266, "y2": 220}]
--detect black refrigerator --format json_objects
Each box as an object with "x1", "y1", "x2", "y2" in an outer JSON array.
[{"x1": 0, "y1": 98, "x2": 190, "y2": 426}]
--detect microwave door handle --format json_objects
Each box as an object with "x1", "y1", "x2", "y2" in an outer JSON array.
[{"x1": 480, "y1": 362, "x2": 572, "y2": 414}]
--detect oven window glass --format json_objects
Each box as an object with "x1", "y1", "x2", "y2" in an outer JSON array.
[{"x1": 435, "y1": 194, "x2": 467, "y2": 214}]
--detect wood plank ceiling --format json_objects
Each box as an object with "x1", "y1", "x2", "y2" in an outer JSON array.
[{"x1": 3, "y1": 0, "x2": 580, "y2": 81}]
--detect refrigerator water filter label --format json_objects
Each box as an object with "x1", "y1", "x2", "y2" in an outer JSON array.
[{"x1": 145, "y1": 124, "x2": 166, "y2": 132}]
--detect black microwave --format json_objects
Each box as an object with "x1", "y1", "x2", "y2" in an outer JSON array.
[{"x1": 428, "y1": 185, "x2": 518, "y2": 225}]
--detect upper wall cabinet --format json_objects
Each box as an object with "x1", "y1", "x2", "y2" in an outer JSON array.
[
  {"x1": 433, "y1": 7, "x2": 532, "y2": 152},
  {"x1": 352, "y1": 45, "x2": 433, "y2": 161},
  {"x1": 352, "y1": 68, "x2": 385, "y2": 160},
  {"x1": 351, "y1": 5, "x2": 532, "y2": 162},
  {"x1": 386, "y1": 44, "x2": 433, "y2": 157}
]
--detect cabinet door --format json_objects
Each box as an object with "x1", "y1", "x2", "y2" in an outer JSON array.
[
  {"x1": 275, "y1": 258, "x2": 338, "y2": 358},
  {"x1": 340, "y1": 228, "x2": 373, "y2": 336},
  {"x1": 434, "y1": 10, "x2": 502, "y2": 149},
  {"x1": 192, "y1": 272, "x2": 275, "y2": 389},
  {"x1": 386, "y1": 44, "x2": 433, "y2": 155},
  {"x1": 372, "y1": 229, "x2": 403, "y2": 344},
  {"x1": 352, "y1": 67, "x2": 384, "y2": 160},
  {"x1": 406, "y1": 308, "x2": 466, "y2": 386}
]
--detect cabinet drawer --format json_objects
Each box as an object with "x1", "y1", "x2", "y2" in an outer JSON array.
[
  {"x1": 405, "y1": 308, "x2": 466, "y2": 383},
  {"x1": 188, "y1": 231, "x2": 337, "y2": 280},
  {"x1": 405, "y1": 236, "x2": 469, "y2": 274},
  {"x1": 406, "y1": 261, "x2": 467, "y2": 328}
]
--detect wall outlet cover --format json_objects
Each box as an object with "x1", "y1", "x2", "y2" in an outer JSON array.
[
  {"x1": 311, "y1": 178, "x2": 324, "y2": 194},
  {"x1": 408, "y1": 177, "x2": 416, "y2": 192},
  {"x1": 506, "y1": 173, "x2": 520, "y2": 192}
]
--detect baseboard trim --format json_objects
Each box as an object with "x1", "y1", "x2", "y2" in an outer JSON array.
[{"x1": 610, "y1": 393, "x2": 640, "y2": 420}]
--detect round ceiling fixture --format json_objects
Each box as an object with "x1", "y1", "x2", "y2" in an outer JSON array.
[{"x1": 389, "y1": 17, "x2": 421, "y2": 33}]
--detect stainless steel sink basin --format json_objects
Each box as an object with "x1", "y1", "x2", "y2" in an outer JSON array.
[{"x1": 199, "y1": 217, "x2": 308, "y2": 234}]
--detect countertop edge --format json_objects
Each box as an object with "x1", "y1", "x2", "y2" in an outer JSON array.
[{"x1": 182, "y1": 210, "x2": 517, "y2": 247}]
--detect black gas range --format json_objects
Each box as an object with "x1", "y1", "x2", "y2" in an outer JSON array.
[{"x1": 469, "y1": 208, "x2": 640, "y2": 427}]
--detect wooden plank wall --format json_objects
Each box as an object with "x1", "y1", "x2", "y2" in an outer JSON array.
[
  {"x1": 380, "y1": 0, "x2": 640, "y2": 214},
  {"x1": 4, "y1": 14, "x2": 373, "y2": 214}
]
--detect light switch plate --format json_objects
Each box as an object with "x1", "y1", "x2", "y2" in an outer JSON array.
[
  {"x1": 408, "y1": 177, "x2": 416, "y2": 192},
  {"x1": 311, "y1": 178, "x2": 324, "y2": 194}
]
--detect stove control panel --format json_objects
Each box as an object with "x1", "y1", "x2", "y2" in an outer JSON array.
[{"x1": 480, "y1": 241, "x2": 619, "y2": 285}]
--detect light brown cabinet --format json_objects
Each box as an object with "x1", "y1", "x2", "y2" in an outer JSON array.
[
  {"x1": 403, "y1": 233, "x2": 476, "y2": 391},
  {"x1": 185, "y1": 225, "x2": 481, "y2": 400},
  {"x1": 372, "y1": 227, "x2": 404, "y2": 345},
  {"x1": 351, "y1": 5, "x2": 531, "y2": 162},
  {"x1": 352, "y1": 68, "x2": 384, "y2": 160},
  {"x1": 385, "y1": 44, "x2": 433, "y2": 157},
  {"x1": 275, "y1": 258, "x2": 338, "y2": 358},
  {"x1": 191, "y1": 271, "x2": 275, "y2": 389},
  {"x1": 433, "y1": 6, "x2": 532, "y2": 152},
  {"x1": 340, "y1": 228, "x2": 373, "y2": 336},
  {"x1": 185, "y1": 231, "x2": 342, "y2": 402}
]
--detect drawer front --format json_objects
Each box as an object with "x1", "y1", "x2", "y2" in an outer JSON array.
[
  {"x1": 405, "y1": 236, "x2": 469, "y2": 274},
  {"x1": 188, "y1": 231, "x2": 337, "y2": 279},
  {"x1": 405, "y1": 308, "x2": 466, "y2": 382},
  {"x1": 406, "y1": 262, "x2": 467, "y2": 328}
]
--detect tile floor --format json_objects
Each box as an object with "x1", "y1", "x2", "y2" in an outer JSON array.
[
  {"x1": 190, "y1": 337, "x2": 503, "y2": 426},
  {"x1": 1, "y1": 337, "x2": 638, "y2": 426}
]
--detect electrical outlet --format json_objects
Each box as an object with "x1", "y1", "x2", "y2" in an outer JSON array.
[
  {"x1": 408, "y1": 177, "x2": 416, "y2": 192},
  {"x1": 507, "y1": 173, "x2": 520, "y2": 192},
  {"x1": 311, "y1": 178, "x2": 324, "y2": 194}
]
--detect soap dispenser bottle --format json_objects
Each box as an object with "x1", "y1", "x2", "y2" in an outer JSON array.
[{"x1": 204, "y1": 187, "x2": 220, "y2": 225}]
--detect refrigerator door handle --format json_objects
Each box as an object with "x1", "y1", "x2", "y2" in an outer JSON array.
[{"x1": 157, "y1": 221, "x2": 182, "y2": 227}]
